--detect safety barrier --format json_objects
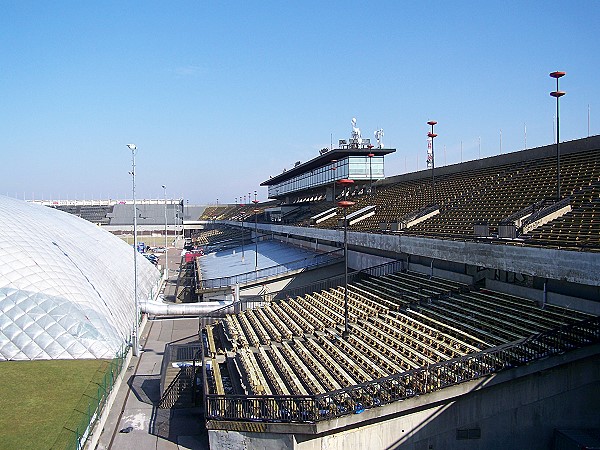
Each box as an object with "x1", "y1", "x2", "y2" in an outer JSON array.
[
  {"x1": 199, "y1": 249, "x2": 344, "y2": 290},
  {"x1": 53, "y1": 345, "x2": 129, "y2": 450}
]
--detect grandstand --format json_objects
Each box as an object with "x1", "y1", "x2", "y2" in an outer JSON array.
[
  {"x1": 204, "y1": 266, "x2": 593, "y2": 397},
  {"x1": 195, "y1": 135, "x2": 600, "y2": 449},
  {"x1": 32, "y1": 198, "x2": 189, "y2": 240}
]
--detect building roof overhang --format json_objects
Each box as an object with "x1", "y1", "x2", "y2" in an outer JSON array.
[{"x1": 260, "y1": 147, "x2": 396, "y2": 186}]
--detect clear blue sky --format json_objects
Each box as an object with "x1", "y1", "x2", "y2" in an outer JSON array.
[{"x1": 1, "y1": 1, "x2": 598, "y2": 204}]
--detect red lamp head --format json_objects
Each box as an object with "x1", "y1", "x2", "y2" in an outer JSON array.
[
  {"x1": 427, "y1": 120, "x2": 437, "y2": 126},
  {"x1": 550, "y1": 71, "x2": 566, "y2": 79},
  {"x1": 337, "y1": 200, "x2": 355, "y2": 208}
]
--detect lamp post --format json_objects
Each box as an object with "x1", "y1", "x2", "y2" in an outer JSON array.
[
  {"x1": 338, "y1": 197, "x2": 355, "y2": 339},
  {"x1": 427, "y1": 121, "x2": 438, "y2": 205},
  {"x1": 185, "y1": 199, "x2": 188, "y2": 239},
  {"x1": 253, "y1": 191, "x2": 259, "y2": 271},
  {"x1": 162, "y1": 185, "x2": 168, "y2": 279},
  {"x1": 367, "y1": 152, "x2": 375, "y2": 194},
  {"x1": 126, "y1": 143, "x2": 140, "y2": 357},
  {"x1": 550, "y1": 71, "x2": 566, "y2": 201},
  {"x1": 337, "y1": 178, "x2": 355, "y2": 339},
  {"x1": 240, "y1": 202, "x2": 245, "y2": 263}
]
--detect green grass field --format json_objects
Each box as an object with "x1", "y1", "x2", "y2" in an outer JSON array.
[
  {"x1": 119, "y1": 234, "x2": 178, "y2": 247},
  {"x1": 0, "y1": 359, "x2": 111, "y2": 450}
]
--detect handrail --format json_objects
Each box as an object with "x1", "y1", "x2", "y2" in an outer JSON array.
[
  {"x1": 205, "y1": 316, "x2": 600, "y2": 423},
  {"x1": 199, "y1": 249, "x2": 344, "y2": 290},
  {"x1": 521, "y1": 197, "x2": 571, "y2": 228}
]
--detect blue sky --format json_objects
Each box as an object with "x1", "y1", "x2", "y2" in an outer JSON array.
[{"x1": 1, "y1": 1, "x2": 598, "y2": 204}]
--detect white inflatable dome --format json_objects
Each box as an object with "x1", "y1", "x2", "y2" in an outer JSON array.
[{"x1": 0, "y1": 196, "x2": 161, "y2": 360}]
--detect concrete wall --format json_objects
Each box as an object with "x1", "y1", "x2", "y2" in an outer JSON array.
[
  {"x1": 268, "y1": 231, "x2": 394, "y2": 272},
  {"x1": 409, "y1": 262, "x2": 474, "y2": 286},
  {"x1": 208, "y1": 345, "x2": 600, "y2": 450},
  {"x1": 486, "y1": 278, "x2": 600, "y2": 315},
  {"x1": 224, "y1": 222, "x2": 600, "y2": 288}
]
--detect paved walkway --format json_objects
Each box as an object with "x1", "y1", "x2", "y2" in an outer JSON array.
[
  {"x1": 96, "y1": 317, "x2": 209, "y2": 450},
  {"x1": 97, "y1": 242, "x2": 209, "y2": 450}
]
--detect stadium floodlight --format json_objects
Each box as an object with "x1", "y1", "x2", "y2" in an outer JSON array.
[
  {"x1": 427, "y1": 121, "x2": 438, "y2": 206},
  {"x1": 162, "y1": 185, "x2": 168, "y2": 280},
  {"x1": 127, "y1": 143, "x2": 140, "y2": 357},
  {"x1": 550, "y1": 71, "x2": 566, "y2": 201}
]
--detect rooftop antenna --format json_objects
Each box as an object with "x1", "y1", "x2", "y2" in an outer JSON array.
[
  {"x1": 351, "y1": 117, "x2": 362, "y2": 145},
  {"x1": 374, "y1": 128, "x2": 384, "y2": 148}
]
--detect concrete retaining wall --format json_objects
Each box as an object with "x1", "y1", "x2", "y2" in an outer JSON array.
[{"x1": 223, "y1": 222, "x2": 600, "y2": 288}]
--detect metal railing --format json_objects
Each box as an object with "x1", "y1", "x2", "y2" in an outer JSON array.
[
  {"x1": 205, "y1": 316, "x2": 600, "y2": 423},
  {"x1": 270, "y1": 259, "x2": 404, "y2": 301},
  {"x1": 199, "y1": 249, "x2": 344, "y2": 290},
  {"x1": 159, "y1": 342, "x2": 203, "y2": 396}
]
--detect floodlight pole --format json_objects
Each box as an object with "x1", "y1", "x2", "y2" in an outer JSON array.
[
  {"x1": 550, "y1": 71, "x2": 566, "y2": 201},
  {"x1": 127, "y1": 143, "x2": 140, "y2": 357},
  {"x1": 162, "y1": 185, "x2": 168, "y2": 279},
  {"x1": 427, "y1": 121, "x2": 438, "y2": 206}
]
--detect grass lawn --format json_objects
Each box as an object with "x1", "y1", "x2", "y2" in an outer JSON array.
[
  {"x1": 119, "y1": 234, "x2": 177, "y2": 247},
  {"x1": 0, "y1": 359, "x2": 111, "y2": 450}
]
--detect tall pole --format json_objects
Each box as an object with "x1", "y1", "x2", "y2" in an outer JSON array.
[
  {"x1": 500, "y1": 129, "x2": 502, "y2": 155},
  {"x1": 127, "y1": 144, "x2": 140, "y2": 357},
  {"x1": 338, "y1": 198, "x2": 355, "y2": 339},
  {"x1": 337, "y1": 178, "x2": 354, "y2": 340},
  {"x1": 241, "y1": 207, "x2": 245, "y2": 263},
  {"x1": 162, "y1": 185, "x2": 168, "y2": 279},
  {"x1": 550, "y1": 71, "x2": 566, "y2": 201},
  {"x1": 427, "y1": 121, "x2": 438, "y2": 205},
  {"x1": 185, "y1": 199, "x2": 188, "y2": 239},
  {"x1": 343, "y1": 205, "x2": 348, "y2": 337},
  {"x1": 253, "y1": 191, "x2": 259, "y2": 271}
]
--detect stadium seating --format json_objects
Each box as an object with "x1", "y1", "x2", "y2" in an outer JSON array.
[
  {"x1": 204, "y1": 269, "x2": 593, "y2": 401},
  {"x1": 293, "y1": 149, "x2": 600, "y2": 251}
]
